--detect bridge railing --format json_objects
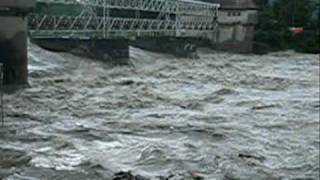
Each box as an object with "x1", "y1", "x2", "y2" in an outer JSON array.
[
  {"x1": 28, "y1": 15, "x2": 217, "y2": 37},
  {"x1": 28, "y1": 0, "x2": 220, "y2": 39},
  {"x1": 35, "y1": 0, "x2": 219, "y2": 16}
]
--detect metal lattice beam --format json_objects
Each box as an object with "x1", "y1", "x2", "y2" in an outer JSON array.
[{"x1": 28, "y1": 0, "x2": 220, "y2": 39}]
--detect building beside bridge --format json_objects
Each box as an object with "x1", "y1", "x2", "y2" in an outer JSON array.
[
  {"x1": 202, "y1": 0, "x2": 258, "y2": 53},
  {"x1": 0, "y1": 0, "x2": 258, "y2": 85}
]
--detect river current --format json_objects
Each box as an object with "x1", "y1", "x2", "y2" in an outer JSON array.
[{"x1": 0, "y1": 43, "x2": 319, "y2": 180}]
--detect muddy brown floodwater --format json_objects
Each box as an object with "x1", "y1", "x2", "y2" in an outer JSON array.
[{"x1": 0, "y1": 43, "x2": 319, "y2": 180}]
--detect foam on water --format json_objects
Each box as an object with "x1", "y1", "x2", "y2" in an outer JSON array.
[{"x1": 0, "y1": 44, "x2": 319, "y2": 180}]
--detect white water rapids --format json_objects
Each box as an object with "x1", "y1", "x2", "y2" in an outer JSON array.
[{"x1": 0, "y1": 43, "x2": 319, "y2": 180}]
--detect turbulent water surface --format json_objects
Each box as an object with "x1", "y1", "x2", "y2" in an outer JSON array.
[{"x1": 0, "y1": 44, "x2": 319, "y2": 180}]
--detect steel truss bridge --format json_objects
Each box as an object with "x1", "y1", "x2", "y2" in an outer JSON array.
[{"x1": 28, "y1": 0, "x2": 220, "y2": 39}]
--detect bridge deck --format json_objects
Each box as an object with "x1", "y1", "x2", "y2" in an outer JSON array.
[{"x1": 28, "y1": 0, "x2": 220, "y2": 39}]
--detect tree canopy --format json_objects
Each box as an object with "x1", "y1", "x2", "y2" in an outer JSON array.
[{"x1": 254, "y1": 0, "x2": 319, "y2": 53}]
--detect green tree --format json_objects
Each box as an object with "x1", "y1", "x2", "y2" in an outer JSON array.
[
  {"x1": 272, "y1": 0, "x2": 316, "y2": 28},
  {"x1": 254, "y1": 0, "x2": 319, "y2": 53}
]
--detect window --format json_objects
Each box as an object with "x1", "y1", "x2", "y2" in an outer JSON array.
[{"x1": 228, "y1": 11, "x2": 241, "y2": 17}]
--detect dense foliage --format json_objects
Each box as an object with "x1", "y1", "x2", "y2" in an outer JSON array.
[{"x1": 254, "y1": 0, "x2": 319, "y2": 53}]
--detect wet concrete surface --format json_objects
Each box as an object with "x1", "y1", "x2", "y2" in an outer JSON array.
[{"x1": 0, "y1": 44, "x2": 319, "y2": 180}]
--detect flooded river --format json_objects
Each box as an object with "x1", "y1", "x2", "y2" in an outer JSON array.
[{"x1": 0, "y1": 44, "x2": 319, "y2": 180}]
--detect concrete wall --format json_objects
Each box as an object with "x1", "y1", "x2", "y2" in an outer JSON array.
[
  {"x1": 214, "y1": 24, "x2": 255, "y2": 53},
  {"x1": 0, "y1": 16, "x2": 28, "y2": 85},
  {"x1": 211, "y1": 9, "x2": 258, "y2": 53},
  {"x1": 218, "y1": 24, "x2": 252, "y2": 43},
  {"x1": 218, "y1": 10, "x2": 258, "y2": 24}
]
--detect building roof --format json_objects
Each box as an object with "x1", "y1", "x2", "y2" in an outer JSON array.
[{"x1": 200, "y1": 0, "x2": 258, "y2": 10}]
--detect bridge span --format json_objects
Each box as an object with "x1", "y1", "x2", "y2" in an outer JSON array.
[
  {"x1": 28, "y1": 0, "x2": 220, "y2": 39},
  {"x1": 1, "y1": 0, "x2": 220, "y2": 85}
]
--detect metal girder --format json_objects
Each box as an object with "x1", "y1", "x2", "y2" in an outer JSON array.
[
  {"x1": 28, "y1": 0, "x2": 220, "y2": 39},
  {"x1": 35, "y1": 0, "x2": 219, "y2": 16}
]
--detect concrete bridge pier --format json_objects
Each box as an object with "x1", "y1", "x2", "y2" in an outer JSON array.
[
  {"x1": 131, "y1": 37, "x2": 198, "y2": 58},
  {"x1": 0, "y1": 0, "x2": 34, "y2": 85},
  {"x1": 32, "y1": 38, "x2": 130, "y2": 64}
]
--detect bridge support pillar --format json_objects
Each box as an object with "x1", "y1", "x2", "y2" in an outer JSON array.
[
  {"x1": 131, "y1": 37, "x2": 197, "y2": 58},
  {"x1": 0, "y1": 0, "x2": 35, "y2": 85},
  {"x1": 32, "y1": 39, "x2": 129, "y2": 64}
]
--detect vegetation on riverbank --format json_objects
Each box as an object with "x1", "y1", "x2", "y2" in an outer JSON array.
[{"x1": 254, "y1": 0, "x2": 319, "y2": 53}]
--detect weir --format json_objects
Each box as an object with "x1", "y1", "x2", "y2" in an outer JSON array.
[{"x1": 0, "y1": 0, "x2": 35, "y2": 85}]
